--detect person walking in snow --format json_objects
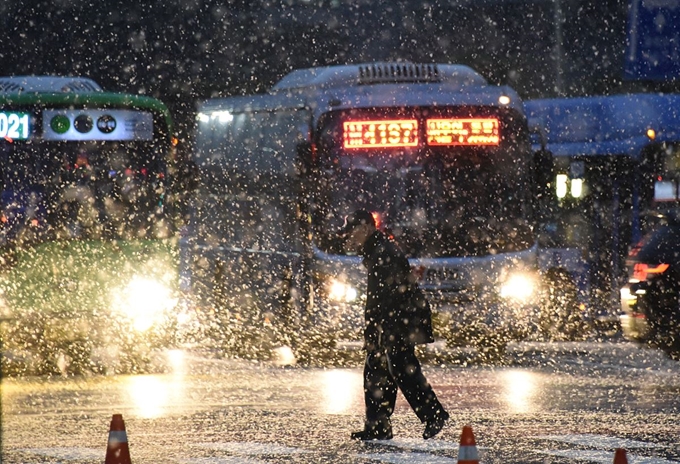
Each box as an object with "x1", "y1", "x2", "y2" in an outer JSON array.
[{"x1": 338, "y1": 209, "x2": 449, "y2": 440}]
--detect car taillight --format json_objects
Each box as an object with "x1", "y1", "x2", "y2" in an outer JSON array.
[{"x1": 633, "y1": 263, "x2": 669, "y2": 281}]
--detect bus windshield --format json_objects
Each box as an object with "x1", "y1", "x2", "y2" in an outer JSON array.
[
  {"x1": 0, "y1": 109, "x2": 171, "y2": 241},
  {"x1": 314, "y1": 109, "x2": 535, "y2": 258}
]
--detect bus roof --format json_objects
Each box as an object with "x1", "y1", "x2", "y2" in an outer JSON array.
[
  {"x1": 200, "y1": 63, "x2": 524, "y2": 118},
  {"x1": 271, "y1": 63, "x2": 487, "y2": 91},
  {"x1": 306, "y1": 84, "x2": 523, "y2": 115},
  {"x1": 525, "y1": 94, "x2": 680, "y2": 158},
  {"x1": 0, "y1": 91, "x2": 174, "y2": 135},
  {"x1": 0, "y1": 76, "x2": 102, "y2": 93}
]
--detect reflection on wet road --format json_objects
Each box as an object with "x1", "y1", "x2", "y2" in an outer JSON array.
[{"x1": 2, "y1": 341, "x2": 679, "y2": 463}]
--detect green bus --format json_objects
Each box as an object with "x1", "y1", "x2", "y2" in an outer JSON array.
[{"x1": 0, "y1": 76, "x2": 184, "y2": 375}]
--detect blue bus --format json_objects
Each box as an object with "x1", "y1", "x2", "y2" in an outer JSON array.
[
  {"x1": 181, "y1": 63, "x2": 574, "y2": 359},
  {"x1": 525, "y1": 93, "x2": 680, "y2": 327}
]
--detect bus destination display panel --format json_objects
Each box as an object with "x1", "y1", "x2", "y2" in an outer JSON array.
[
  {"x1": 0, "y1": 111, "x2": 31, "y2": 140},
  {"x1": 342, "y1": 117, "x2": 500, "y2": 149},
  {"x1": 426, "y1": 118, "x2": 500, "y2": 146},
  {"x1": 343, "y1": 119, "x2": 419, "y2": 149},
  {"x1": 42, "y1": 109, "x2": 154, "y2": 141}
]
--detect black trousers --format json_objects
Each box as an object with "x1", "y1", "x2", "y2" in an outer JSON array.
[{"x1": 364, "y1": 344, "x2": 445, "y2": 425}]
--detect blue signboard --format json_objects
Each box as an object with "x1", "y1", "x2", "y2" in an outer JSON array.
[{"x1": 625, "y1": 0, "x2": 680, "y2": 80}]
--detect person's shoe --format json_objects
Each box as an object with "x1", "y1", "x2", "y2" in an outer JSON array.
[
  {"x1": 423, "y1": 410, "x2": 449, "y2": 439},
  {"x1": 350, "y1": 420, "x2": 393, "y2": 440}
]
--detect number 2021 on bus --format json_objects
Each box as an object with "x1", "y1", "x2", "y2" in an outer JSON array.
[{"x1": 0, "y1": 111, "x2": 31, "y2": 140}]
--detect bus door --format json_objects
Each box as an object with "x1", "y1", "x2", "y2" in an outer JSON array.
[
  {"x1": 190, "y1": 96, "x2": 312, "y2": 344},
  {"x1": 550, "y1": 154, "x2": 635, "y2": 322}
]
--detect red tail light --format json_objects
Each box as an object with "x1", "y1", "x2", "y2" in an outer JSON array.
[{"x1": 633, "y1": 263, "x2": 669, "y2": 281}]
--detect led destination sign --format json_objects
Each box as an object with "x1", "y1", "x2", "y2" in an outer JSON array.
[
  {"x1": 343, "y1": 119, "x2": 419, "y2": 149},
  {"x1": 426, "y1": 118, "x2": 500, "y2": 146},
  {"x1": 0, "y1": 111, "x2": 31, "y2": 140},
  {"x1": 342, "y1": 117, "x2": 500, "y2": 149}
]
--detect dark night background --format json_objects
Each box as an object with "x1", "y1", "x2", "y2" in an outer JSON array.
[{"x1": 1, "y1": 0, "x2": 677, "y2": 139}]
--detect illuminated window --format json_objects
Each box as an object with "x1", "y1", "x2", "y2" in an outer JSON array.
[
  {"x1": 570, "y1": 178, "x2": 583, "y2": 198},
  {"x1": 556, "y1": 174, "x2": 568, "y2": 199},
  {"x1": 654, "y1": 181, "x2": 678, "y2": 201}
]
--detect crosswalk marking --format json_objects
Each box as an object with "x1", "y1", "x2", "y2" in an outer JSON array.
[
  {"x1": 541, "y1": 449, "x2": 679, "y2": 464},
  {"x1": 538, "y1": 434, "x2": 665, "y2": 449},
  {"x1": 358, "y1": 452, "x2": 458, "y2": 464}
]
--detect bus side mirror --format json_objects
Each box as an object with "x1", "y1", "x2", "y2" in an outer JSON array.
[
  {"x1": 533, "y1": 148, "x2": 555, "y2": 225},
  {"x1": 533, "y1": 148, "x2": 554, "y2": 199},
  {"x1": 170, "y1": 137, "x2": 200, "y2": 192},
  {"x1": 296, "y1": 141, "x2": 315, "y2": 176}
]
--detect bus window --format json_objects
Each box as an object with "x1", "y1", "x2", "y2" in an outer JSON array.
[{"x1": 195, "y1": 107, "x2": 310, "y2": 252}]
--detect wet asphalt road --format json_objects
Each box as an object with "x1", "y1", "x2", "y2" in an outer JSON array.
[{"x1": 2, "y1": 339, "x2": 679, "y2": 464}]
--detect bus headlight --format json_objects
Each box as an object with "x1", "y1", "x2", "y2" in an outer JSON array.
[
  {"x1": 327, "y1": 278, "x2": 359, "y2": 303},
  {"x1": 499, "y1": 273, "x2": 538, "y2": 302},
  {"x1": 111, "y1": 276, "x2": 178, "y2": 332}
]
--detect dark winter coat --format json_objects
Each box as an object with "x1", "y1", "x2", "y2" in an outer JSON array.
[{"x1": 360, "y1": 230, "x2": 435, "y2": 350}]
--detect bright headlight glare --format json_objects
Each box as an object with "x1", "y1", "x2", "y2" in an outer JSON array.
[
  {"x1": 499, "y1": 274, "x2": 537, "y2": 301},
  {"x1": 111, "y1": 276, "x2": 177, "y2": 332},
  {"x1": 620, "y1": 287, "x2": 637, "y2": 303},
  {"x1": 328, "y1": 278, "x2": 358, "y2": 303}
]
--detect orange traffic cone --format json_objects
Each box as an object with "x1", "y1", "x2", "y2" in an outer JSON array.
[
  {"x1": 105, "y1": 414, "x2": 132, "y2": 464},
  {"x1": 613, "y1": 448, "x2": 629, "y2": 464},
  {"x1": 457, "y1": 425, "x2": 480, "y2": 464}
]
